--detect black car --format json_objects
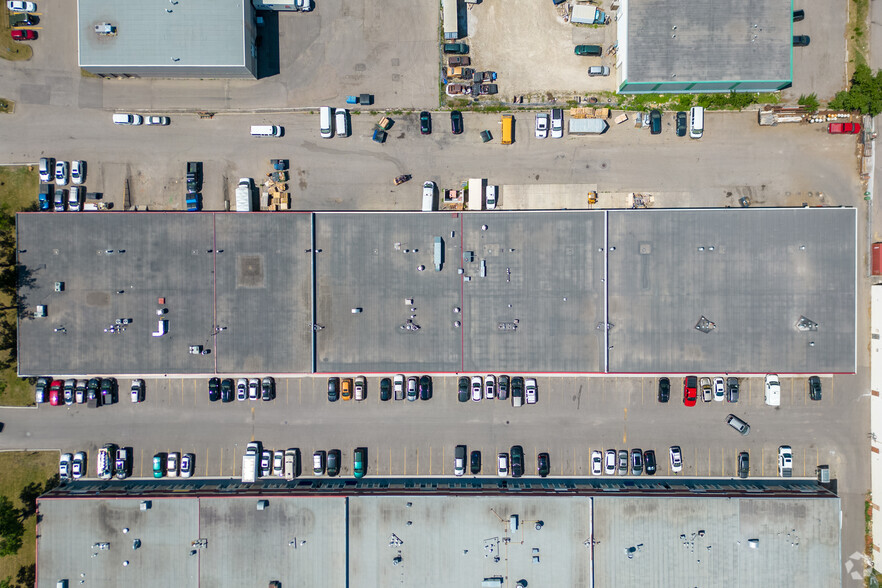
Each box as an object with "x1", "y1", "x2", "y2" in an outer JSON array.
[
  {"x1": 726, "y1": 377, "x2": 739, "y2": 403},
  {"x1": 649, "y1": 109, "x2": 662, "y2": 135},
  {"x1": 380, "y1": 377, "x2": 392, "y2": 401},
  {"x1": 657, "y1": 377, "x2": 670, "y2": 403},
  {"x1": 220, "y1": 378, "x2": 234, "y2": 403},
  {"x1": 419, "y1": 111, "x2": 432, "y2": 135},
  {"x1": 328, "y1": 377, "x2": 339, "y2": 402},
  {"x1": 208, "y1": 377, "x2": 220, "y2": 402},
  {"x1": 510, "y1": 445, "x2": 524, "y2": 478},
  {"x1": 327, "y1": 449, "x2": 341, "y2": 477},
  {"x1": 86, "y1": 379, "x2": 101, "y2": 407},
  {"x1": 793, "y1": 9, "x2": 805, "y2": 21},
  {"x1": 458, "y1": 376, "x2": 470, "y2": 402},
  {"x1": 537, "y1": 452, "x2": 550, "y2": 478},
  {"x1": 808, "y1": 376, "x2": 822, "y2": 401},
  {"x1": 737, "y1": 451, "x2": 749, "y2": 478},
  {"x1": 793, "y1": 35, "x2": 810, "y2": 47},
  {"x1": 470, "y1": 450, "x2": 481, "y2": 474},
  {"x1": 261, "y1": 377, "x2": 275, "y2": 401},
  {"x1": 643, "y1": 450, "x2": 657, "y2": 475},
  {"x1": 419, "y1": 375, "x2": 432, "y2": 400},
  {"x1": 99, "y1": 378, "x2": 117, "y2": 404},
  {"x1": 450, "y1": 110, "x2": 463, "y2": 135},
  {"x1": 675, "y1": 111, "x2": 687, "y2": 137}
]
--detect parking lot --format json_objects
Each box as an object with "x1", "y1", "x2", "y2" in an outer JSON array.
[{"x1": 0, "y1": 373, "x2": 850, "y2": 481}]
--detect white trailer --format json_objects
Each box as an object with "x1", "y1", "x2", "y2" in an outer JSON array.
[
  {"x1": 242, "y1": 442, "x2": 260, "y2": 483},
  {"x1": 235, "y1": 178, "x2": 253, "y2": 212},
  {"x1": 467, "y1": 178, "x2": 483, "y2": 210}
]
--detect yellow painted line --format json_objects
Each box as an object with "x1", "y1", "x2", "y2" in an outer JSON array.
[
  {"x1": 721, "y1": 447, "x2": 725, "y2": 477},
  {"x1": 181, "y1": 378, "x2": 184, "y2": 404},
  {"x1": 761, "y1": 447, "x2": 764, "y2": 476},
  {"x1": 429, "y1": 446, "x2": 433, "y2": 475},
  {"x1": 403, "y1": 447, "x2": 407, "y2": 475},
  {"x1": 286, "y1": 378, "x2": 289, "y2": 405},
  {"x1": 622, "y1": 407, "x2": 627, "y2": 444},
  {"x1": 203, "y1": 447, "x2": 208, "y2": 477}
]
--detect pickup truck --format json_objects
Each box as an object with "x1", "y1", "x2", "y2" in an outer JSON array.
[
  {"x1": 473, "y1": 71, "x2": 497, "y2": 83},
  {"x1": 447, "y1": 56, "x2": 471, "y2": 67},
  {"x1": 443, "y1": 43, "x2": 469, "y2": 54},
  {"x1": 446, "y1": 67, "x2": 474, "y2": 79},
  {"x1": 828, "y1": 122, "x2": 861, "y2": 134}
]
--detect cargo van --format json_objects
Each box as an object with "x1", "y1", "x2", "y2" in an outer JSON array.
[
  {"x1": 689, "y1": 106, "x2": 704, "y2": 139},
  {"x1": 250, "y1": 125, "x2": 283, "y2": 137},
  {"x1": 501, "y1": 114, "x2": 514, "y2": 145},
  {"x1": 319, "y1": 106, "x2": 334, "y2": 138},
  {"x1": 335, "y1": 109, "x2": 349, "y2": 137}
]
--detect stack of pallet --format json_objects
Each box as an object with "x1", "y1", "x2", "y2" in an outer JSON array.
[
  {"x1": 570, "y1": 107, "x2": 610, "y2": 119},
  {"x1": 264, "y1": 160, "x2": 291, "y2": 210}
]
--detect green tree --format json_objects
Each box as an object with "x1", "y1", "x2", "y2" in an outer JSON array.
[
  {"x1": 829, "y1": 63, "x2": 882, "y2": 115},
  {"x1": 798, "y1": 93, "x2": 820, "y2": 113},
  {"x1": 0, "y1": 496, "x2": 25, "y2": 556}
]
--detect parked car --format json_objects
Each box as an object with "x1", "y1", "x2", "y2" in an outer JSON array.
[
  {"x1": 67, "y1": 186, "x2": 82, "y2": 211},
  {"x1": 339, "y1": 379, "x2": 352, "y2": 401},
  {"x1": 726, "y1": 377, "x2": 739, "y2": 403},
  {"x1": 737, "y1": 451, "x2": 749, "y2": 478},
  {"x1": 588, "y1": 65, "x2": 610, "y2": 77},
  {"x1": 511, "y1": 376, "x2": 524, "y2": 407},
  {"x1": 778, "y1": 445, "x2": 793, "y2": 477},
  {"x1": 237, "y1": 378, "x2": 248, "y2": 401},
  {"x1": 49, "y1": 379, "x2": 62, "y2": 405},
  {"x1": 670, "y1": 445, "x2": 683, "y2": 472},
  {"x1": 167, "y1": 452, "x2": 180, "y2": 477},
  {"x1": 828, "y1": 122, "x2": 861, "y2": 134},
  {"x1": 591, "y1": 450, "x2": 602, "y2": 476},
  {"x1": 326, "y1": 449, "x2": 340, "y2": 477},
  {"x1": 525, "y1": 378, "x2": 538, "y2": 404},
  {"x1": 35, "y1": 377, "x2": 49, "y2": 403},
  {"x1": 354, "y1": 376, "x2": 366, "y2": 401},
  {"x1": 313, "y1": 450, "x2": 325, "y2": 475},
  {"x1": 574, "y1": 44, "x2": 602, "y2": 56},
  {"x1": 130, "y1": 379, "x2": 144, "y2": 403},
  {"x1": 419, "y1": 375, "x2": 432, "y2": 400},
  {"x1": 649, "y1": 109, "x2": 662, "y2": 134},
  {"x1": 793, "y1": 9, "x2": 805, "y2": 21},
  {"x1": 617, "y1": 450, "x2": 628, "y2": 475},
  {"x1": 72, "y1": 452, "x2": 85, "y2": 479},
  {"x1": 38, "y1": 157, "x2": 52, "y2": 182},
  {"x1": 7, "y1": 2, "x2": 36, "y2": 13},
  {"x1": 115, "y1": 448, "x2": 129, "y2": 479},
  {"x1": 793, "y1": 35, "x2": 810, "y2": 47},
  {"x1": 471, "y1": 375, "x2": 482, "y2": 402},
  {"x1": 808, "y1": 376, "x2": 822, "y2": 401},
  {"x1": 181, "y1": 453, "x2": 194, "y2": 478},
  {"x1": 153, "y1": 453, "x2": 165, "y2": 478},
  {"x1": 70, "y1": 160, "x2": 85, "y2": 185},
  {"x1": 11, "y1": 29, "x2": 36, "y2": 40},
  {"x1": 675, "y1": 111, "x2": 687, "y2": 137},
  {"x1": 700, "y1": 377, "x2": 712, "y2": 402},
  {"x1": 725, "y1": 414, "x2": 750, "y2": 435},
  {"x1": 208, "y1": 377, "x2": 220, "y2": 402},
  {"x1": 259, "y1": 450, "x2": 271, "y2": 477},
  {"x1": 458, "y1": 377, "x2": 470, "y2": 402},
  {"x1": 657, "y1": 377, "x2": 670, "y2": 403},
  {"x1": 419, "y1": 111, "x2": 432, "y2": 135},
  {"x1": 644, "y1": 450, "x2": 657, "y2": 475},
  {"x1": 260, "y1": 376, "x2": 275, "y2": 401},
  {"x1": 327, "y1": 377, "x2": 339, "y2": 402},
  {"x1": 454, "y1": 445, "x2": 466, "y2": 477},
  {"x1": 75, "y1": 380, "x2": 87, "y2": 404},
  {"x1": 764, "y1": 374, "x2": 781, "y2": 406},
  {"x1": 145, "y1": 116, "x2": 170, "y2": 126},
  {"x1": 484, "y1": 374, "x2": 496, "y2": 400},
  {"x1": 683, "y1": 376, "x2": 697, "y2": 406},
  {"x1": 535, "y1": 113, "x2": 549, "y2": 139},
  {"x1": 380, "y1": 377, "x2": 392, "y2": 401},
  {"x1": 220, "y1": 378, "x2": 233, "y2": 402},
  {"x1": 497, "y1": 453, "x2": 508, "y2": 477},
  {"x1": 443, "y1": 43, "x2": 469, "y2": 54},
  {"x1": 537, "y1": 452, "x2": 550, "y2": 478},
  {"x1": 551, "y1": 109, "x2": 563, "y2": 139},
  {"x1": 470, "y1": 450, "x2": 481, "y2": 474},
  {"x1": 59, "y1": 453, "x2": 72, "y2": 480},
  {"x1": 55, "y1": 161, "x2": 68, "y2": 186},
  {"x1": 450, "y1": 110, "x2": 463, "y2": 134},
  {"x1": 393, "y1": 374, "x2": 405, "y2": 401},
  {"x1": 510, "y1": 445, "x2": 524, "y2": 478},
  {"x1": 63, "y1": 379, "x2": 75, "y2": 405},
  {"x1": 406, "y1": 376, "x2": 418, "y2": 401},
  {"x1": 448, "y1": 56, "x2": 471, "y2": 67},
  {"x1": 604, "y1": 450, "x2": 616, "y2": 475},
  {"x1": 631, "y1": 448, "x2": 643, "y2": 475},
  {"x1": 248, "y1": 378, "x2": 260, "y2": 400},
  {"x1": 53, "y1": 188, "x2": 65, "y2": 211},
  {"x1": 353, "y1": 447, "x2": 366, "y2": 478}
]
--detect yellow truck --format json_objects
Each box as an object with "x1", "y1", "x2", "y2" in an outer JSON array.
[{"x1": 501, "y1": 115, "x2": 514, "y2": 145}]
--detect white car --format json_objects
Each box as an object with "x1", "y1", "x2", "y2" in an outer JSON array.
[
  {"x1": 484, "y1": 375, "x2": 496, "y2": 400},
  {"x1": 236, "y1": 378, "x2": 248, "y2": 401},
  {"x1": 591, "y1": 450, "x2": 603, "y2": 476},
  {"x1": 130, "y1": 379, "x2": 144, "y2": 403},
  {"x1": 525, "y1": 378, "x2": 537, "y2": 404},
  {"x1": 70, "y1": 160, "x2": 85, "y2": 185},
  {"x1": 295, "y1": 0, "x2": 313, "y2": 11},
  {"x1": 38, "y1": 158, "x2": 52, "y2": 182},
  {"x1": 777, "y1": 445, "x2": 793, "y2": 477},
  {"x1": 354, "y1": 375, "x2": 365, "y2": 401},
  {"x1": 72, "y1": 452, "x2": 85, "y2": 479},
  {"x1": 700, "y1": 377, "x2": 712, "y2": 402},
  {"x1": 485, "y1": 185, "x2": 497, "y2": 210},
  {"x1": 335, "y1": 109, "x2": 349, "y2": 137},
  {"x1": 551, "y1": 108, "x2": 563, "y2": 139},
  {"x1": 764, "y1": 374, "x2": 781, "y2": 406},
  {"x1": 68, "y1": 186, "x2": 82, "y2": 211},
  {"x1": 604, "y1": 450, "x2": 616, "y2": 475},
  {"x1": 74, "y1": 380, "x2": 86, "y2": 404},
  {"x1": 273, "y1": 450, "x2": 284, "y2": 477},
  {"x1": 145, "y1": 116, "x2": 170, "y2": 126},
  {"x1": 497, "y1": 453, "x2": 508, "y2": 477},
  {"x1": 248, "y1": 378, "x2": 260, "y2": 400},
  {"x1": 59, "y1": 453, "x2": 72, "y2": 479},
  {"x1": 313, "y1": 451, "x2": 324, "y2": 475},
  {"x1": 713, "y1": 377, "x2": 725, "y2": 401},
  {"x1": 669, "y1": 445, "x2": 683, "y2": 473},
  {"x1": 55, "y1": 161, "x2": 68, "y2": 186},
  {"x1": 166, "y1": 452, "x2": 180, "y2": 477},
  {"x1": 180, "y1": 453, "x2": 194, "y2": 478},
  {"x1": 393, "y1": 374, "x2": 405, "y2": 400},
  {"x1": 535, "y1": 113, "x2": 549, "y2": 139},
  {"x1": 7, "y1": 1, "x2": 36, "y2": 13},
  {"x1": 471, "y1": 376, "x2": 482, "y2": 402}
]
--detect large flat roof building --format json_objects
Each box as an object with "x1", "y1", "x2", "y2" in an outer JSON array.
[
  {"x1": 615, "y1": 0, "x2": 792, "y2": 94},
  {"x1": 77, "y1": 0, "x2": 257, "y2": 78},
  {"x1": 16, "y1": 208, "x2": 856, "y2": 376}
]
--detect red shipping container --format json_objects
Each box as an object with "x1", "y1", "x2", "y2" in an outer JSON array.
[{"x1": 873, "y1": 243, "x2": 882, "y2": 275}]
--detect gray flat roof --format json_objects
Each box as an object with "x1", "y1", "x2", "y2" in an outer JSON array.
[
  {"x1": 593, "y1": 495, "x2": 841, "y2": 587},
  {"x1": 17, "y1": 208, "x2": 855, "y2": 376},
  {"x1": 78, "y1": 0, "x2": 247, "y2": 67},
  {"x1": 37, "y1": 491, "x2": 840, "y2": 588},
  {"x1": 625, "y1": 0, "x2": 792, "y2": 83}
]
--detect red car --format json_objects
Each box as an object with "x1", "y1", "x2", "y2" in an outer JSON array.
[
  {"x1": 828, "y1": 122, "x2": 861, "y2": 134},
  {"x1": 10, "y1": 29, "x2": 36, "y2": 41},
  {"x1": 49, "y1": 380, "x2": 63, "y2": 406},
  {"x1": 683, "y1": 376, "x2": 697, "y2": 407}
]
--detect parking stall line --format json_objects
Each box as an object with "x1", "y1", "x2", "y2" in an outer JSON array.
[
  {"x1": 622, "y1": 408, "x2": 627, "y2": 444},
  {"x1": 707, "y1": 447, "x2": 711, "y2": 476},
  {"x1": 573, "y1": 446, "x2": 577, "y2": 476},
  {"x1": 139, "y1": 448, "x2": 143, "y2": 477},
  {"x1": 761, "y1": 447, "x2": 765, "y2": 476},
  {"x1": 181, "y1": 378, "x2": 185, "y2": 405},
  {"x1": 219, "y1": 447, "x2": 224, "y2": 476},
  {"x1": 193, "y1": 379, "x2": 199, "y2": 406},
  {"x1": 429, "y1": 447, "x2": 433, "y2": 475},
  {"x1": 803, "y1": 449, "x2": 806, "y2": 476},
  {"x1": 416, "y1": 448, "x2": 419, "y2": 476},
  {"x1": 403, "y1": 447, "x2": 407, "y2": 475},
  {"x1": 721, "y1": 448, "x2": 725, "y2": 477},
  {"x1": 203, "y1": 447, "x2": 208, "y2": 476}
]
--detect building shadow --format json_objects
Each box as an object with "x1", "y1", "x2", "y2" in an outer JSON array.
[{"x1": 255, "y1": 11, "x2": 281, "y2": 80}]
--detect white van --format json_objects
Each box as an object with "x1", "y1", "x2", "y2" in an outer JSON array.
[
  {"x1": 335, "y1": 109, "x2": 349, "y2": 137},
  {"x1": 689, "y1": 106, "x2": 704, "y2": 139},
  {"x1": 485, "y1": 185, "x2": 497, "y2": 210},
  {"x1": 422, "y1": 181, "x2": 436, "y2": 211},
  {"x1": 319, "y1": 106, "x2": 334, "y2": 138},
  {"x1": 112, "y1": 113, "x2": 142, "y2": 125},
  {"x1": 251, "y1": 125, "x2": 283, "y2": 137}
]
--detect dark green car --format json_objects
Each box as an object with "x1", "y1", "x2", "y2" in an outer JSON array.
[
  {"x1": 353, "y1": 448, "x2": 366, "y2": 478},
  {"x1": 458, "y1": 377, "x2": 470, "y2": 403},
  {"x1": 443, "y1": 43, "x2": 469, "y2": 54},
  {"x1": 574, "y1": 44, "x2": 602, "y2": 56},
  {"x1": 380, "y1": 378, "x2": 392, "y2": 401}
]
